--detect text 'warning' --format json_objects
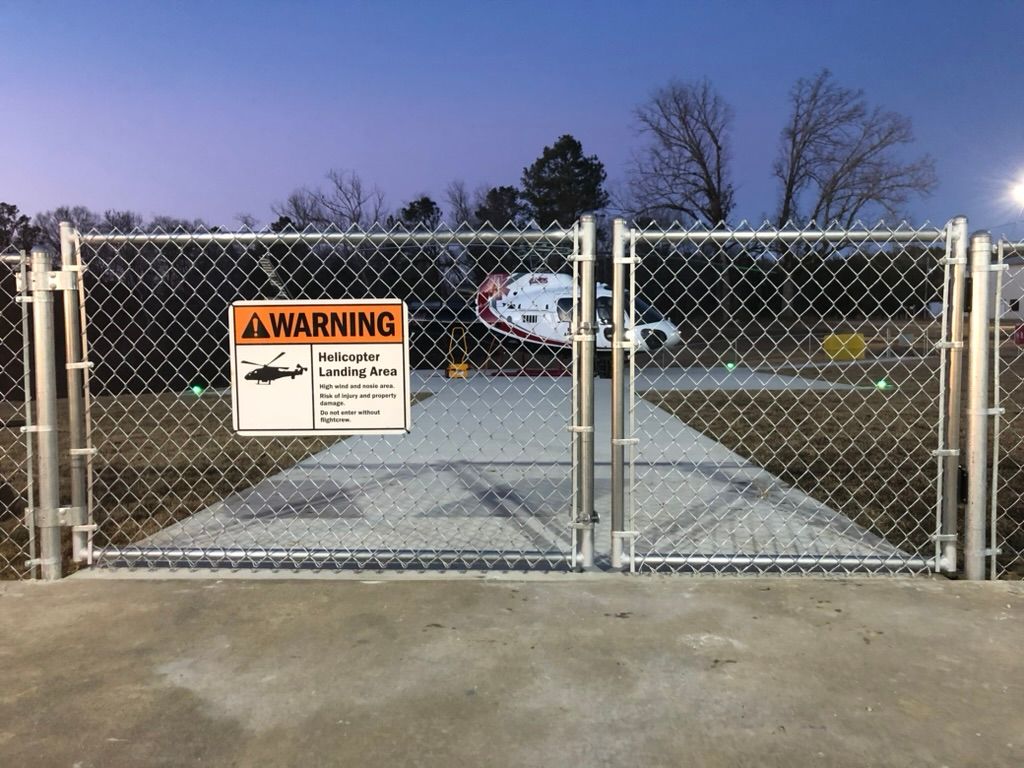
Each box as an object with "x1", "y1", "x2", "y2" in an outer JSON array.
[{"x1": 234, "y1": 303, "x2": 405, "y2": 345}]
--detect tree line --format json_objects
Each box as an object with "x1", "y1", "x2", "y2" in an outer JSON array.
[
  {"x1": 3, "y1": 68, "x2": 936, "y2": 247},
  {"x1": 0, "y1": 68, "x2": 942, "y2": 394}
]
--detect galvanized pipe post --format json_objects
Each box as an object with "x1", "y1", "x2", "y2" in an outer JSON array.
[
  {"x1": 964, "y1": 231, "x2": 993, "y2": 580},
  {"x1": 575, "y1": 215, "x2": 597, "y2": 569},
  {"x1": 610, "y1": 218, "x2": 627, "y2": 569},
  {"x1": 941, "y1": 216, "x2": 968, "y2": 572},
  {"x1": 31, "y1": 246, "x2": 62, "y2": 581},
  {"x1": 60, "y1": 222, "x2": 89, "y2": 562}
]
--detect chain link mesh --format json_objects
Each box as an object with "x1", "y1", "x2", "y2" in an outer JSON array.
[
  {"x1": 992, "y1": 239, "x2": 1024, "y2": 579},
  {"x1": 622, "y1": 222, "x2": 951, "y2": 573},
  {"x1": 0, "y1": 251, "x2": 34, "y2": 579},
  {"x1": 79, "y1": 224, "x2": 580, "y2": 571}
]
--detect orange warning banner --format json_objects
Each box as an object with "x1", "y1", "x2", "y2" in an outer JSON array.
[{"x1": 233, "y1": 303, "x2": 405, "y2": 345}]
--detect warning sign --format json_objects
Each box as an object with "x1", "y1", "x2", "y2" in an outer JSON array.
[
  {"x1": 229, "y1": 299, "x2": 410, "y2": 436},
  {"x1": 234, "y1": 303, "x2": 405, "y2": 345}
]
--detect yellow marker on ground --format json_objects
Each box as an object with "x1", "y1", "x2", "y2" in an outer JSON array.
[{"x1": 822, "y1": 333, "x2": 866, "y2": 361}]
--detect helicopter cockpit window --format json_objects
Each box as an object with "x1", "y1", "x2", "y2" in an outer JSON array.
[
  {"x1": 596, "y1": 296, "x2": 614, "y2": 325},
  {"x1": 556, "y1": 298, "x2": 573, "y2": 321}
]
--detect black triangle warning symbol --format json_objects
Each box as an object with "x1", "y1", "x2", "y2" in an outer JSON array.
[{"x1": 241, "y1": 313, "x2": 271, "y2": 339}]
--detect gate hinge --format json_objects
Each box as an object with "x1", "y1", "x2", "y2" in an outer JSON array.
[
  {"x1": 939, "y1": 257, "x2": 967, "y2": 266},
  {"x1": 72, "y1": 524, "x2": 98, "y2": 565},
  {"x1": 612, "y1": 437, "x2": 640, "y2": 446},
  {"x1": 612, "y1": 530, "x2": 638, "y2": 540},
  {"x1": 612, "y1": 340, "x2": 636, "y2": 351},
  {"x1": 934, "y1": 340, "x2": 964, "y2": 350},
  {"x1": 983, "y1": 547, "x2": 1003, "y2": 556},
  {"x1": 571, "y1": 253, "x2": 596, "y2": 263},
  {"x1": 932, "y1": 448, "x2": 959, "y2": 458},
  {"x1": 931, "y1": 533, "x2": 957, "y2": 543},
  {"x1": 969, "y1": 407, "x2": 1005, "y2": 417},
  {"x1": 66, "y1": 361, "x2": 93, "y2": 371},
  {"x1": 70, "y1": 447, "x2": 99, "y2": 457},
  {"x1": 19, "y1": 269, "x2": 76, "y2": 292},
  {"x1": 567, "y1": 425, "x2": 594, "y2": 434},
  {"x1": 57, "y1": 506, "x2": 88, "y2": 526},
  {"x1": 613, "y1": 256, "x2": 639, "y2": 265},
  {"x1": 988, "y1": 263, "x2": 1009, "y2": 273},
  {"x1": 24, "y1": 556, "x2": 60, "y2": 569}
]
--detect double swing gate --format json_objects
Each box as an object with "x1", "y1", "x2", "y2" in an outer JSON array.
[{"x1": 2, "y1": 216, "x2": 1022, "y2": 579}]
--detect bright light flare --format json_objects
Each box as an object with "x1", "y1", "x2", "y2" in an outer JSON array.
[{"x1": 1013, "y1": 181, "x2": 1024, "y2": 208}]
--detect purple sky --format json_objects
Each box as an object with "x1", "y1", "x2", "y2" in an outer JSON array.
[{"x1": 3, "y1": 0, "x2": 1024, "y2": 234}]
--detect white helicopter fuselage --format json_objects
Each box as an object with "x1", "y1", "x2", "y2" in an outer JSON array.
[{"x1": 476, "y1": 272, "x2": 682, "y2": 352}]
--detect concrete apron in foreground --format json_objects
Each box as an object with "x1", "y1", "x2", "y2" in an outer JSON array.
[{"x1": 136, "y1": 367, "x2": 901, "y2": 567}]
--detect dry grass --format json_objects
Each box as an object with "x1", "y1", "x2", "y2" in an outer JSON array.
[
  {"x1": 4, "y1": 333, "x2": 1023, "y2": 579},
  {"x1": 644, "y1": 353, "x2": 1024, "y2": 578},
  {"x1": 0, "y1": 390, "x2": 429, "y2": 579}
]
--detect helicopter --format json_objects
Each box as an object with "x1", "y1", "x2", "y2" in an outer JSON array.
[
  {"x1": 476, "y1": 272, "x2": 682, "y2": 352},
  {"x1": 241, "y1": 352, "x2": 307, "y2": 384}
]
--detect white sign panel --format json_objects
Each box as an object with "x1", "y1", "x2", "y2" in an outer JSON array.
[{"x1": 229, "y1": 299, "x2": 410, "y2": 436}]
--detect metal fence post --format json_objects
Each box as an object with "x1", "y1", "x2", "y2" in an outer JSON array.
[
  {"x1": 575, "y1": 214, "x2": 597, "y2": 569},
  {"x1": 31, "y1": 246, "x2": 62, "y2": 581},
  {"x1": 60, "y1": 222, "x2": 89, "y2": 563},
  {"x1": 941, "y1": 215, "x2": 968, "y2": 573},
  {"x1": 610, "y1": 218, "x2": 627, "y2": 569},
  {"x1": 964, "y1": 231, "x2": 993, "y2": 580}
]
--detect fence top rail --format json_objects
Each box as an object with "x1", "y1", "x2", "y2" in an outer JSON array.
[
  {"x1": 630, "y1": 226, "x2": 947, "y2": 245},
  {"x1": 77, "y1": 226, "x2": 577, "y2": 247}
]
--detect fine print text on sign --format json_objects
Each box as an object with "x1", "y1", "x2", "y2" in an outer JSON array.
[{"x1": 229, "y1": 299, "x2": 411, "y2": 436}]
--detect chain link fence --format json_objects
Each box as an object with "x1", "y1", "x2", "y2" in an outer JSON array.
[
  {"x1": 992, "y1": 238, "x2": 1024, "y2": 578},
  {"x1": 77, "y1": 223, "x2": 588, "y2": 571},
  {"x1": 612, "y1": 221, "x2": 956, "y2": 573},
  {"x1": 8, "y1": 217, "x2": 1023, "y2": 579},
  {"x1": 0, "y1": 250, "x2": 35, "y2": 578}
]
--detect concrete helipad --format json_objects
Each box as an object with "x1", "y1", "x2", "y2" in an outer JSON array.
[{"x1": 136, "y1": 366, "x2": 904, "y2": 568}]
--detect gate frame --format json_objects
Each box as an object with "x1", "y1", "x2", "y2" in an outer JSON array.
[
  {"x1": 609, "y1": 221, "x2": 967, "y2": 575},
  {"x1": 70, "y1": 221, "x2": 596, "y2": 572},
  {"x1": 2, "y1": 248, "x2": 38, "y2": 578}
]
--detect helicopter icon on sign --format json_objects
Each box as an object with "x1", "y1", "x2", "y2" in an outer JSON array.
[{"x1": 241, "y1": 352, "x2": 307, "y2": 384}]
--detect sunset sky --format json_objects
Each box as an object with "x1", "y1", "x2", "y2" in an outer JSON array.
[{"x1": 3, "y1": 0, "x2": 1023, "y2": 235}]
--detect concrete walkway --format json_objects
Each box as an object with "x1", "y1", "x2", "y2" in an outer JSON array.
[
  {"x1": 2, "y1": 577, "x2": 1021, "y2": 766},
  {"x1": 136, "y1": 366, "x2": 901, "y2": 567}
]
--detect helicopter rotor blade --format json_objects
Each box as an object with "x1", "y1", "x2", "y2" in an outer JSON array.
[
  {"x1": 240, "y1": 360, "x2": 261, "y2": 366},
  {"x1": 266, "y1": 352, "x2": 286, "y2": 365}
]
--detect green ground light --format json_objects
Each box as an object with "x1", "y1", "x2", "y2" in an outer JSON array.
[
  {"x1": 725, "y1": 362, "x2": 737, "y2": 371},
  {"x1": 190, "y1": 384, "x2": 205, "y2": 396},
  {"x1": 874, "y1": 378, "x2": 893, "y2": 391}
]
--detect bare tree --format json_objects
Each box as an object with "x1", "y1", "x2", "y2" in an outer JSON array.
[
  {"x1": 629, "y1": 79, "x2": 735, "y2": 225},
  {"x1": 273, "y1": 169, "x2": 387, "y2": 229},
  {"x1": 318, "y1": 169, "x2": 387, "y2": 228},
  {"x1": 445, "y1": 180, "x2": 475, "y2": 227},
  {"x1": 774, "y1": 69, "x2": 937, "y2": 228},
  {"x1": 235, "y1": 212, "x2": 259, "y2": 230},
  {"x1": 32, "y1": 206, "x2": 101, "y2": 250}
]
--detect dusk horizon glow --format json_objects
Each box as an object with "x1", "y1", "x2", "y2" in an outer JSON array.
[{"x1": 3, "y1": 0, "x2": 1023, "y2": 235}]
